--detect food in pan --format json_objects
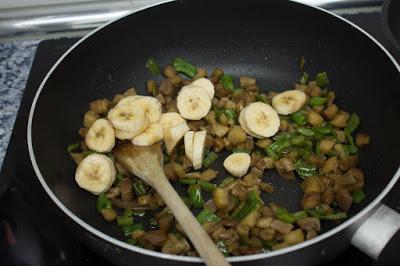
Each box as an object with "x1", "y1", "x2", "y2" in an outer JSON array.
[{"x1": 67, "y1": 57, "x2": 370, "y2": 256}]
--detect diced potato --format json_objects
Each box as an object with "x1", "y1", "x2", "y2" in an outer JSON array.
[
  {"x1": 132, "y1": 230, "x2": 146, "y2": 240},
  {"x1": 90, "y1": 99, "x2": 111, "y2": 114},
  {"x1": 356, "y1": 134, "x2": 370, "y2": 147},
  {"x1": 240, "y1": 76, "x2": 256, "y2": 87},
  {"x1": 301, "y1": 192, "x2": 321, "y2": 209},
  {"x1": 330, "y1": 111, "x2": 349, "y2": 128},
  {"x1": 200, "y1": 169, "x2": 218, "y2": 182},
  {"x1": 123, "y1": 88, "x2": 137, "y2": 96},
  {"x1": 320, "y1": 156, "x2": 338, "y2": 174},
  {"x1": 326, "y1": 91, "x2": 335, "y2": 106},
  {"x1": 164, "y1": 163, "x2": 177, "y2": 181},
  {"x1": 301, "y1": 176, "x2": 323, "y2": 193},
  {"x1": 272, "y1": 242, "x2": 289, "y2": 250},
  {"x1": 213, "y1": 188, "x2": 230, "y2": 209},
  {"x1": 307, "y1": 111, "x2": 324, "y2": 127},
  {"x1": 162, "y1": 65, "x2": 177, "y2": 79},
  {"x1": 159, "y1": 80, "x2": 175, "y2": 96},
  {"x1": 213, "y1": 137, "x2": 224, "y2": 153},
  {"x1": 83, "y1": 110, "x2": 99, "y2": 128},
  {"x1": 193, "y1": 67, "x2": 207, "y2": 80},
  {"x1": 321, "y1": 186, "x2": 335, "y2": 205},
  {"x1": 101, "y1": 208, "x2": 117, "y2": 221},
  {"x1": 310, "y1": 86, "x2": 322, "y2": 97},
  {"x1": 171, "y1": 162, "x2": 186, "y2": 178},
  {"x1": 227, "y1": 126, "x2": 247, "y2": 145},
  {"x1": 256, "y1": 217, "x2": 273, "y2": 228},
  {"x1": 259, "y1": 228, "x2": 275, "y2": 241},
  {"x1": 240, "y1": 210, "x2": 260, "y2": 228},
  {"x1": 335, "y1": 130, "x2": 346, "y2": 143},
  {"x1": 212, "y1": 122, "x2": 230, "y2": 138},
  {"x1": 70, "y1": 152, "x2": 84, "y2": 165},
  {"x1": 334, "y1": 144, "x2": 347, "y2": 159},
  {"x1": 138, "y1": 194, "x2": 151, "y2": 205},
  {"x1": 255, "y1": 138, "x2": 272, "y2": 149},
  {"x1": 306, "y1": 229, "x2": 318, "y2": 240},
  {"x1": 318, "y1": 139, "x2": 336, "y2": 154},
  {"x1": 260, "y1": 182, "x2": 274, "y2": 193},
  {"x1": 283, "y1": 229, "x2": 304, "y2": 245},
  {"x1": 322, "y1": 104, "x2": 338, "y2": 120}
]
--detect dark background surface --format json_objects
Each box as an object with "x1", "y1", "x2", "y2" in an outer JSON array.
[{"x1": 0, "y1": 8, "x2": 399, "y2": 266}]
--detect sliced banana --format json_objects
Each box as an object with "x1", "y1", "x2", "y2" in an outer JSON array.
[
  {"x1": 108, "y1": 105, "x2": 148, "y2": 135},
  {"x1": 115, "y1": 129, "x2": 137, "y2": 140},
  {"x1": 184, "y1": 131, "x2": 195, "y2": 162},
  {"x1": 75, "y1": 153, "x2": 116, "y2": 195},
  {"x1": 272, "y1": 90, "x2": 307, "y2": 115},
  {"x1": 116, "y1": 95, "x2": 143, "y2": 107},
  {"x1": 223, "y1": 152, "x2": 251, "y2": 177},
  {"x1": 177, "y1": 86, "x2": 211, "y2": 120},
  {"x1": 164, "y1": 122, "x2": 190, "y2": 154},
  {"x1": 85, "y1": 118, "x2": 115, "y2": 153},
  {"x1": 192, "y1": 131, "x2": 207, "y2": 170},
  {"x1": 130, "y1": 96, "x2": 162, "y2": 123},
  {"x1": 131, "y1": 123, "x2": 163, "y2": 146},
  {"x1": 191, "y1": 78, "x2": 215, "y2": 99},
  {"x1": 241, "y1": 102, "x2": 280, "y2": 138},
  {"x1": 159, "y1": 112, "x2": 186, "y2": 128},
  {"x1": 238, "y1": 108, "x2": 264, "y2": 139}
]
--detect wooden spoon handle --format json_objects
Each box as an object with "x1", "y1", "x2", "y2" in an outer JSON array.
[{"x1": 154, "y1": 176, "x2": 230, "y2": 266}]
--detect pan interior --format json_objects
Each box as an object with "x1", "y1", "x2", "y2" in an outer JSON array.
[{"x1": 30, "y1": 0, "x2": 400, "y2": 255}]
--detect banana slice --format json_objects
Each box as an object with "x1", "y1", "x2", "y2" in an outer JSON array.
[
  {"x1": 115, "y1": 129, "x2": 137, "y2": 140},
  {"x1": 85, "y1": 118, "x2": 115, "y2": 153},
  {"x1": 75, "y1": 153, "x2": 116, "y2": 195},
  {"x1": 159, "y1": 112, "x2": 186, "y2": 128},
  {"x1": 116, "y1": 95, "x2": 143, "y2": 107},
  {"x1": 177, "y1": 86, "x2": 211, "y2": 120},
  {"x1": 108, "y1": 105, "x2": 148, "y2": 135},
  {"x1": 164, "y1": 122, "x2": 190, "y2": 154},
  {"x1": 191, "y1": 78, "x2": 215, "y2": 99},
  {"x1": 130, "y1": 96, "x2": 162, "y2": 123},
  {"x1": 192, "y1": 131, "x2": 207, "y2": 170},
  {"x1": 241, "y1": 102, "x2": 280, "y2": 138},
  {"x1": 238, "y1": 108, "x2": 264, "y2": 139},
  {"x1": 131, "y1": 123, "x2": 163, "y2": 146},
  {"x1": 223, "y1": 152, "x2": 251, "y2": 177},
  {"x1": 272, "y1": 90, "x2": 307, "y2": 115},
  {"x1": 184, "y1": 131, "x2": 195, "y2": 162}
]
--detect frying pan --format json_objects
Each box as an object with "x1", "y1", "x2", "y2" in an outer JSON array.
[
  {"x1": 27, "y1": 0, "x2": 400, "y2": 265},
  {"x1": 382, "y1": 0, "x2": 400, "y2": 57}
]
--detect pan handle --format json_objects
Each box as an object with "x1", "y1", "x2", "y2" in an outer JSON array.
[{"x1": 350, "y1": 204, "x2": 400, "y2": 265}]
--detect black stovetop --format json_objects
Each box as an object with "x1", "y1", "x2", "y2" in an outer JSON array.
[{"x1": 0, "y1": 11, "x2": 398, "y2": 266}]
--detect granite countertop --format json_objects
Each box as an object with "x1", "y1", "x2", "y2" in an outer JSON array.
[{"x1": 0, "y1": 40, "x2": 39, "y2": 167}]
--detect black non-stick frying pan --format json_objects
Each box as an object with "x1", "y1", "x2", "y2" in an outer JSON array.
[
  {"x1": 27, "y1": 0, "x2": 400, "y2": 265},
  {"x1": 382, "y1": 0, "x2": 400, "y2": 56}
]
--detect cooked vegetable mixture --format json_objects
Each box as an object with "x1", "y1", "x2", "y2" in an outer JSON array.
[{"x1": 68, "y1": 57, "x2": 370, "y2": 256}]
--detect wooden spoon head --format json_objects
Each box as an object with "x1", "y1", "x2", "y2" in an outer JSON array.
[{"x1": 113, "y1": 142, "x2": 164, "y2": 185}]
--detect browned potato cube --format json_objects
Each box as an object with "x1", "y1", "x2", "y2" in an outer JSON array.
[
  {"x1": 83, "y1": 110, "x2": 99, "y2": 128},
  {"x1": 283, "y1": 229, "x2": 305, "y2": 245},
  {"x1": 227, "y1": 126, "x2": 247, "y2": 145},
  {"x1": 240, "y1": 76, "x2": 256, "y2": 87},
  {"x1": 320, "y1": 156, "x2": 338, "y2": 174},
  {"x1": 213, "y1": 188, "x2": 230, "y2": 209},
  {"x1": 318, "y1": 139, "x2": 336, "y2": 154},
  {"x1": 322, "y1": 104, "x2": 339, "y2": 120},
  {"x1": 123, "y1": 88, "x2": 137, "y2": 96},
  {"x1": 326, "y1": 91, "x2": 335, "y2": 106},
  {"x1": 313, "y1": 105, "x2": 324, "y2": 114},
  {"x1": 335, "y1": 130, "x2": 346, "y2": 143},
  {"x1": 294, "y1": 84, "x2": 307, "y2": 92},
  {"x1": 169, "y1": 75, "x2": 182, "y2": 87},
  {"x1": 162, "y1": 65, "x2": 177, "y2": 79},
  {"x1": 90, "y1": 99, "x2": 110, "y2": 114},
  {"x1": 310, "y1": 86, "x2": 322, "y2": 97},
  {"x1": 101, "y1": 209, "x2": 117, "y2": 221},
  {"x1": 212, "y1": 68, "x2": 224, "y2": 80},
  {"x1": 301, "y1": 176, "x2": 323, "y2": 193},
  {"x1": 356, "y1": 134, "x2": 370, "y2": 147},
  {"x1": 307, "y1": 111, "x2": 324, "y2": 127},
  {"x1": 301, "y1": 192, "x2": 321, "y2": 209},
  {"x1": 255, "y1": 138, "x2": 273, "y2": 149},
  {"x1": 330, "y1": 111, "x2": 350, "y2": 128},
  {"x1": 159, "y1": 80, "x2": 175, "y2": 96},
  {"x1": 193, "y1": 67, "x2": 207, "y2": 80}
]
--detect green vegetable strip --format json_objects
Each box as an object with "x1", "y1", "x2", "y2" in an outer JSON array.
[
  {"x1": 149, "y1": 218, "x2": 158, "y2": 228},
  {"x1": 122, "y1": 223, "x2": 143, "y2": 237},
  {"x1": 315, "y1": 72, "x2": 329, "y2": 87},
  {"x1": 300, "y1": 72, "x2": 309, "y2": 85},
  {"x1": 306, "y1": 208, "x2": 347, "y2": 220},
  {"x1": 196, "y1": 208, "x2": 221, "y2": 224},
  {"x1": 297, "y1": 128, "x2": 314, "y2": 137},
  {"x1": 115, "y1": 173, "x2": 124, "y2": 183},
  {"x1": 178, "y1": 178, "x2": 198, "y2": 185},
  {"x1": 276, "y1": 208, "x2": 296, "y2": 224},
  {"x1": 290, "y1": 112, "x2": 306, "y2": 125},
  {"x1": 123, "y1": 209, "x2": 133, "y2": 217},
  {"x1": 295, "y1": 160, "x2": 318, "y2": 179},
  {"x1": 117, "y1": 216, "x2": 134, "y2": 227},
  {"x1": 82, "y1": 150, "x2": 95, "y2": 157},
  {"x1": 217, "y1": 240, "x2": 229, "y2": 257},
  {"x1": 265, "y1": 147, "x2": 279, "y2": 160},
  {"x1": 293, "y1": 210, "x2": 308, "y2": 220},
  {"x1": 145, "y1": 57, "x2": 161, "y2": 75},
  {"x1": 221, "y1": 74, "x2": 235, "y2": 90},
  {"x1": 313, "y1": 124, "x2": 332, "y2": 135},
  {"x1": 96, "y1": 193, "x2": 112, "y2": 213},
  {"x1": 346, "y1": 113, "x2": 360, "y2": 133},
  {"x1": 309, "y1": 97, "x2": 327, "y2": 106},
  {"x1": 232, "y1": 147, "x2": 250, "y2": 154},
  {"x1": 353, "y1": 189, "x2": 366, "y2": 203},
  {"x1": 133, "y1": 179, "x2": 147, "y2": 196},
  {"x1": 232, "y1": 191, "x2": 263, "y2": 221},
  {"x1": 133, "y1": 210, "x2": 146, "y2": 217},
  {"x1": 220, "y1": 176, "x2": 235, "y2": 187},
  {"x1": 290, "y1": 135, "x2": 306, "y2": 146},
  {"x1": 188, "y1": 184, "x2": 204, "y2": 208},
  {"x1": 203, "y1": 151, "x2": 218, "y2": 168},
  {"x1": 198, "y1": 180, "x2": 217, "y2": 192},
  {"x1": 67, "y1": 142, "x2": 80, "y2": 152},
  {"x1": 172, "y1": 57, "x2": 197, "y2": 78},
  {"x1": 255, "y1": 94, "x2": 268, "y2": 103}
]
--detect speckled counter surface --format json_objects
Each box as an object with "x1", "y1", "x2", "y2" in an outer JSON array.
[{"x1": 0, "y1": 40, "x2": 40, "y2": 168}]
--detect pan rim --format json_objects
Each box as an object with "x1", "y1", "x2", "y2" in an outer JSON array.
[{"x1": 27, "y1": 0, "x2": 400, "y2": 263}]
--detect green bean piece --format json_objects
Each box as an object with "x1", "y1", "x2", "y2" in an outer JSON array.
[
  {"x1": 133, "y1": 179, "x2": 147, "y2": 197},
  {"x1": 82, "y1": 150, "x2": 95, "y2": 157},
  {"x1": 300, "y1": 72, "x2": 309, "y2": 85},
  {"x1": 323, "y1": 212, "x2": 347, "y2": 220},
  {"x1": 232, "y1": 191, "x2": 263, "y2": 221},
  {"x1": 293, "y1": 210, "x2": 308, "y2": 220},
  {"x1": 115, "y1": 173, "x2": 124, "y2": 184},
  {"x1": 232, "y1": 147, "x2": 250, "y2": 154},
  {"x1": 221, "y1": 74, "x2": 234, "y2": 90},
  {"x1": 123, "y1": 209, "x2": 133, "y2": 217},
  {"x1": 290, "y1": 112, "x2": 307, "y2": 125},
  {"x1": 295, "y1": 160, "x2": 318, "y2": 179},
  {"x1": 297, "y1": 148, "x2": 312, "y2": 160},
  {"x1": 265, "y1": 147, "x2": 279, "y2": 160},
  {"x1": 276, "y1": 208, "x2": 296, "y2": 224},
  {"x1": 297, "y1": 127, "x2": 314, "y2": 137},
  {"x1": 178, "y1": 178, "x2": 198, "y2": 185},
  {"x1": 67, "y1": 142, "x2": 80, "y2": 152},
  {"x1": 149, "y1": 218, "x2": 158, "y2": 229},
  {"x1": 313, "y1": 124, "x2": 332, "y2": 135},
  {"x1": 217, "y1": 240, "x2": 229, "y2": 257},
  {"x1": 122, "y1": 223, "x2": 143, "y2": 237},
  {"x1": 96, "y1": 193, "x2": 112, "y2": 213},
  {"x1": 223, "y1": 108, "x2": 237, "y2": 124},
  {"x1": 220, "y1": 176, "x2": 235, "y2": 187},
  {"x1": 255, "y1": 94, "x2": 268, "y2": 103},
  {"x1": 172, "y1": 57, "x2": 197, "y2": 78},
  {"x1": 309, "y1": 97, "x2": 327, "y2": 106},
  {"x1": 133, "y1": 210, "x2": 146, "y2": 217},
  {"x1": 126, "y1": 238, "x2": 136, "y2": 245},
  {"x1": 344, "y1": 144, "x2": 358, "y2": 155},
  {"x1": 198, "y1": 180, "x2": 217, "y2": 192},
  {"x1": 353, "y1": 189, "x2": 366, "y2": 203},
  {"x1": 188, "y1": 184, "x2": 204, "y2": 208},
  {"x1": 268, "y1": 136, "x2": 292, "y2": 153},
  {"x1": 305, "y1": 207, "x2": 326, "y2": 218},
  {"x1": 117, "y1": 216, "x2": 134, "y2": 227},
  {"x1": 145, "y1": 57, "x2": 161, "y2": 75},
  {"x1": 203, "y1": 151, "x2": 218, "y2": 168},
  {"x1": 306, "y1": 208, "x2": 347, "y2": 220},
  {"x1": 196, "y1": 208, "x2": 221, "y2": 224},
  {"x1": 346, "y1": 113, "x2": 360, "y2": 133},
  {"x1": 315, "y1": 72, "x2": 329, "y2": 87},
  {"x1": 290, "y1": 135, "x2": 306, "y2": 146},
  {"x1": 344, "y1": 128, "x2": 358, "y2": 154}
]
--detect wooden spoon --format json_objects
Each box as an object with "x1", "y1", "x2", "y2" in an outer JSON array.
[{"x1": 114, "y1": 142, "x2": 230, "y2": 266}]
